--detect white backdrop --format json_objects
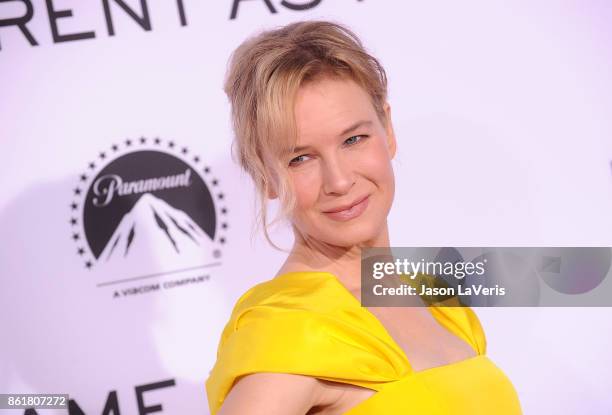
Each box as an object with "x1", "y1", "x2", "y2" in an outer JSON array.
[{"x1": 1, "y1": 1, "x2": 612, "y2": 414}]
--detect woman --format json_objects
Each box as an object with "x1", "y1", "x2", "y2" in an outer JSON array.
[{"x1": 206, "y1": 20, "x2": 522, "y2": 414}]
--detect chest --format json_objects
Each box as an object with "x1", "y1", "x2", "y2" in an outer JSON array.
[
  {"x1": 345, "y1": 284, "x2": 477, "y2": 369},
  {"x1": 364, "y1": 305, "x2": 477, "y2": 371}
]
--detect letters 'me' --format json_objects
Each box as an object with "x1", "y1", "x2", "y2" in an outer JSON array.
[{"x1": 22, "y1": 379, "x2": 176, "y2": 415}]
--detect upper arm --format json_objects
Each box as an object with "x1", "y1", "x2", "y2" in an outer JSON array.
[{"x1": 217, "y1": 372, "x2": 324, "y2": 415}]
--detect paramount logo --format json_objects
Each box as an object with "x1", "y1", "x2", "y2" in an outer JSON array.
[
  {"x1": 71, "y1": 140, "x2": 228, "y2": 276},
  {"x1": 92, "y1": 169, "x2": 192, "y2": 207}
]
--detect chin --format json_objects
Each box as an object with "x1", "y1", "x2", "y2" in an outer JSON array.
[{"x1": 315, "y1": 220, "x2": 385, "y2": 248}]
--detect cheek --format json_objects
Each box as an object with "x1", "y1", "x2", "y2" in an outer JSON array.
[{"x1": 357, "y1": 139, "x2": 395, "y2": 184}]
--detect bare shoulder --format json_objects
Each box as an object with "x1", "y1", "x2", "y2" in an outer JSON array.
[{"x1": 218, "y1": 372, "x2": 340, "y2": 415}]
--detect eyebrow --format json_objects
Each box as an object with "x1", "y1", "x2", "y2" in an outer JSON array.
[
  {"x1": 339, "y1": 120, "x2": 373, "y2": 137},
  {"x1": 291, "y1": 120, "x2": 373, "y2": 154}
]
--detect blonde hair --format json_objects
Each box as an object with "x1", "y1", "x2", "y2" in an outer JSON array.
[{"x1": 223, "y1": 20, "x2": 388, "y2": 249}]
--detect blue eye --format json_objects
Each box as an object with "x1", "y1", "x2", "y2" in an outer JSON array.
[
  {"x1": 344, "y1": 135, "x2": 367, "y2": 145},
  {"x1": 289, "y1": 154, "x2": 309, "y2": 166}
]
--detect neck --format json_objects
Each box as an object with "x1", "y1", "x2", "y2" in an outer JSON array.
[{"x1": 279, "y1": 223, "x2": 392, "y2": 291}]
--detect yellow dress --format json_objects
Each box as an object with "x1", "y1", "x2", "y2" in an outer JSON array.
[{"x1": 206, "y1": 271, "x2": 522, "y2": 414}]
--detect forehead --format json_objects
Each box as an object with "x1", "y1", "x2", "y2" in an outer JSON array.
[{"x1": 293, "y1": 76, "x2": 376, "y2": 141}]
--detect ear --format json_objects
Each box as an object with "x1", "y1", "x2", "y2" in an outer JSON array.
[
  {"x1": 383, "y1": 102, "x2": 397, "y2": 159},
  {"x1": 267, "y1": 185, "x2": 278, "y2": 200}
]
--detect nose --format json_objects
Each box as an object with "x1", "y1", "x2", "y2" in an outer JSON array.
[{"x1": 321, "y1": 153, "x2": 355, "y2": 196}]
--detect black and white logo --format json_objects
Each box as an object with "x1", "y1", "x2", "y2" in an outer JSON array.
[{"x1": 69, "y1": 137, "x2": 227, "y2": 283}]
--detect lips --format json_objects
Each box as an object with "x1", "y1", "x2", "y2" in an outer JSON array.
[
  {"x1": 322, "y1": 195, "x2": 370, "y2": 222},
  {"x1": 323, "y1": 195, "x2": 369, "y2": 213}
]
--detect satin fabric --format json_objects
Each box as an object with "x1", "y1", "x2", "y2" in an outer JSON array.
[{"x1": 206, "y1": 271, "x2": 522, "y2": 414}]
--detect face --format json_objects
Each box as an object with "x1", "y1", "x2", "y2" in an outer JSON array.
[{"x1": 279, "y1": 75, "x2": 397, "y2": 247}]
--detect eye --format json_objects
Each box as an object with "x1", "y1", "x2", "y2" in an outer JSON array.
[
  {"x1": 288, "y1": 154, "x2": 311, "y2": 167},
  {"x1": 344, "y1": 135, "x2": 368, "y2": 146}
]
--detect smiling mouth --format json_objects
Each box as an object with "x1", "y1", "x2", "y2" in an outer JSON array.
[{"x1": 322, "y1": 195, "x2": 370, "y2": 221}]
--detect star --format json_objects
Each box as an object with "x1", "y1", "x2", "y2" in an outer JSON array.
[
  {"x1": 181, "y1": 147, "x2": 188, "y2": 154},
  {"x1": 70, "y1": 218, "x2": 77, "y2": 225},
  {"x1": 219, "y1": 237, "x2": 226, "y2": 244},
  {"x1": 73, "y1": 188, "x2": 81, "y2": 196},
  {"x1": 72, "y1": 233, "x2": 80, "y2": 241},
  {"x1": 221, "y1": 222, "x2": 228, "y2": 229},
  {"x1": 154, "y1": 138, "x2": 161, "y2": 145},
  {"x1": 193, "y1": 156, "x2": 200, "y2": 163},
  {"x1": 77, "y1": 247, "x2": 85, "y2": 255},
  {"x1": 204, "y1": 167, "x2": 210, "y2": 174},
  {"x1": 111, "y1": 144, "x2": 119, "y2": 151},
  {"x1": 80, "y1": 174, "x2": 87, "y2": 182},
  {"x1": 140, "y1": 137, "x2": 147, "y2": 144},
  {"x1": 217, "y1": 193, "x2": 224, "y2": 200},
  {"x1": 89, "y1": 162, "x2": 95, "y2": 170},
  {"x1": 71, "y1": 202, "x2": 78, "y2": 210},
  {"x1": 212, "y1": 179, "x2": 218, "y2": 186},
  {"x1": 125, "y1": 139, "x2": 132, "y2": 146},
  {"x1": 99, "y1": 152, "x2": 106, "y2": 159},
  {"x1": 85, "y1": 261, "x2": 92, "y2": 269},
  {"x1": 221, "y1": 207, "x2": 227, "y2": 214},
  {"x1": 168, "y1": 141, "x2": 175, "y2": 148}
]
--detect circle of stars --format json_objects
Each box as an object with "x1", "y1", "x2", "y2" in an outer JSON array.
[{"x1": 71, "y1": 136, "x2": 229, "y2": 269}]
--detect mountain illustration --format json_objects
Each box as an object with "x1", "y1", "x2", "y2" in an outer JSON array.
[{"x1": 97, "y1": 193, "x2": 217, "y2": 276}]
